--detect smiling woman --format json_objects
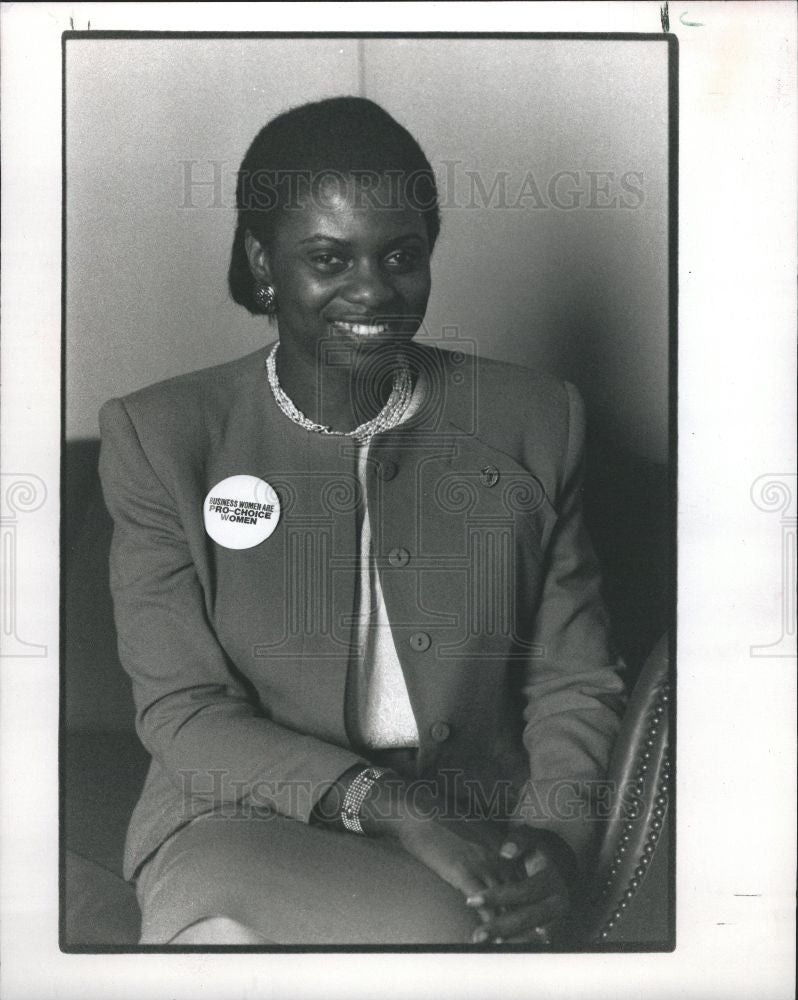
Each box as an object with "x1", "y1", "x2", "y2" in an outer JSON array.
[
  {"x1": 244, "y1": 171, "x2": 432, "y2": 433},
  {"x1": 230, "y1": 99, "x2": 438, "y2": 435},
  {"x1": 97, "y1": 95, "x2": 628, "y2": 946}
]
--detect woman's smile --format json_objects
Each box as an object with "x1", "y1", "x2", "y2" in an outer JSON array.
[{"x1": 328, "y1": 320, "x2": 392, "y2": 337}]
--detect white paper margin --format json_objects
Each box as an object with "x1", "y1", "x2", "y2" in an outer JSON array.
[{"x1": 1, "y1": 2, "x2": 795, "y2": 998}]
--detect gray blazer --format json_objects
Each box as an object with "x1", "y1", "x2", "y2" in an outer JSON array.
[{"x1": 98, "y1": 341, "x2": 626, "y2": 880}]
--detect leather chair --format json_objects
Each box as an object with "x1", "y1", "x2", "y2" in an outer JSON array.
[
  {"x1": 62, "y1": 439, "x2": 673, "y2": 947},
  {"x1": 579, "y1": 633, "x2": 672, "y2": 946}
]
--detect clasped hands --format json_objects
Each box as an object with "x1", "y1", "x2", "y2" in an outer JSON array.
[
  {"x1": 395, "y1": 809, "x2": 576, "y2": 946},
  {"x1": 323, "y1": 766, "x2": 578, "y2": 945}
]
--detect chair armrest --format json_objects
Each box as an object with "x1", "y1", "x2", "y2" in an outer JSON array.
[{"x1": 579, "y1": 633, "x2": 672, "y2": 943}]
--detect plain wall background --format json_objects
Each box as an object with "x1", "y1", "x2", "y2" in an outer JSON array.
[{"x1": 66, "y1": 36, "x2": 670, "y2": 463}]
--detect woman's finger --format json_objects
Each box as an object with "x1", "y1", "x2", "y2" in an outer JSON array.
[
  {"x1": 445, "y1": 862, "x2": 493, "y2": 900},
  {"x1": 463, "y1": 858, "x2": 510, "y2": 892},
  {"x1": 498, "y1": 825, "x2": 539, "y2": 862},
  {"x1": 442, "y1": 850, "x2": 513, "y2": 902},
  {"x1": 523, "y1": 848, "x2": 549, "y2": 879},
  {"x1": 466, "y1": 871, "x2": 551, "y2": 911},
  {"x1": 473, "y1": 894, "x2": 569, "y2": 942},
  {"x1": 467, "y1": 854, "x2": 567, "y2": 911},
  {"x1": 501, "y1": 923, "x2": 560, "y2": 945}
]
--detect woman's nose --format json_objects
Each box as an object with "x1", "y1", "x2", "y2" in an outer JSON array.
[{"x1": 342, "y1": 262, "x2": 395, "y2": 309}]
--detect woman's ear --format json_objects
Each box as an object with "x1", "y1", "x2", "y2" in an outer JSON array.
[{"x1": 244, "y1": 230, "x2": 273, "y2": 285}]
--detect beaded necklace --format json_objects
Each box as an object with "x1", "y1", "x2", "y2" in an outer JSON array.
[{"x1": 265, "y1": 342, "x2": 413, "y2": 445}]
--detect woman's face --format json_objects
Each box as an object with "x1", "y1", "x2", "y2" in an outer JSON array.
[{"x1": 250, "y1": 174, "x2": 432, "y2": 359}]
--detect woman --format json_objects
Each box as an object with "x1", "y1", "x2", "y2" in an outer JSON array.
[{"x1": 99, "y1": 96, "x2": 627, "y2": 945}]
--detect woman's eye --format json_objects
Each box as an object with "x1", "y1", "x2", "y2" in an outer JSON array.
[
  {"x1": 309, "y1": 252, "x2": 348, "y2": 272},
  {"x1": 384, "y1": 249, "x2": 421, "y2": 272}
]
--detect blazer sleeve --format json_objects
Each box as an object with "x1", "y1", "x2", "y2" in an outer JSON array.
[
  {"x1": 98, "y1": 397, "x2": 366, "y2": 823},
  {"x1": 513, "y1": 381, "x2": 628, "y2": 868}
]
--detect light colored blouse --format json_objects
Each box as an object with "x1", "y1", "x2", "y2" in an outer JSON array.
[{"x1": 347, "y1": 369, "x2": 429, "y2": 748}]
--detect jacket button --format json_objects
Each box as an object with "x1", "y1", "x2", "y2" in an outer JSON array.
[
  {"x1": 388, "y1": 547, "x2": 410, "y2": 567},
  {"x1": 409, "y1": 631, "x2": 431, "y2": 652},
  {"x1": 429, "y1": 721, "x2": 451, "y2": 742},
  {"x1": 378, "y1": 460, "x2": 398, "y2": 481},
  {"x1": 480, "y1": 465, "x2": 500, "y2": 488}
]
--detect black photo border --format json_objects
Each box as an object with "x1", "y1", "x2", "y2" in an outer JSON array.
[{"x1": 59, "y1": 29, "x2": 678, "y2": 956}]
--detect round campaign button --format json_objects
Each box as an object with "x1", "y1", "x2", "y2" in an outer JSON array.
[{"x1": 203, "y1": 475, "x2": 280, "y2": 550}]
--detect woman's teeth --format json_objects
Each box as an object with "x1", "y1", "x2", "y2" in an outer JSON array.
[{"x1": 332, "y1": 321, "x2": 389, "y2": 336}]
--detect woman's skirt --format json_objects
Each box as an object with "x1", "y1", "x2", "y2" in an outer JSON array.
[{"x1": 135, "y1": 806, "x2": 484, "y2": 945}]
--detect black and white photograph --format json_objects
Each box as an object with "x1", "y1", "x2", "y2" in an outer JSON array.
[
  {"x1": 0, "y1": 3, "x2": 795, "y2": 999},
  {"x1": 61, "y1": 32, "x2": 675, "y2": 950}
]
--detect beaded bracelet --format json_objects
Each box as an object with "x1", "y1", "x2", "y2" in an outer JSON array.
[{"x1": 341, "y1": 766, "x2": 390, "y2": 835}]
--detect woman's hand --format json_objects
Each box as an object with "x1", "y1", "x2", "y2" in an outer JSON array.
[
  {"x1": 465, "y1": 826, "x2": 578, "y2": 944},
  {"x1": 395, "y1": 811, "x2": 516, "y2": 903},
  {"x1": 359, "y1": 775, "x2": 518, "y2": 922}
]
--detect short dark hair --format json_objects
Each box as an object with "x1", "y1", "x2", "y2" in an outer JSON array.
[{"x1": 228, "y1": 96, "x2": 440, "y2": 314}]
